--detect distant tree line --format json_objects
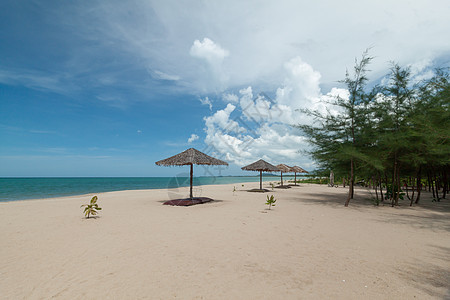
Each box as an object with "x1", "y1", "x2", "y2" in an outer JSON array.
[{"x1": 297, "y1": 50, "x2": 449, "y2": 207}]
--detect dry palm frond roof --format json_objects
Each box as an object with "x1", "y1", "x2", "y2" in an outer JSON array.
[
  {"x1": 241, "y1": 159, "x2": 279, "y2": 172},
  {"x1": 155, "y1": 148, "x2": 228, "y2": 166},
  {"x1": 276, "y1": 164, "x2": 293, "y2": 172},
  {"x1": 291, "y1": 166, "x2": 308, "y2": 173}
]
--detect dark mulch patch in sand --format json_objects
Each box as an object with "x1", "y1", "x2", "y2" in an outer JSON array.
[
  {"x1": 274, "y1": 185, "x2": 291, "y2": 189},
  {"x1": 163, "y1": 197, "x2": 214, "y2": 206},
  {"x1": 247, "y1": 189, "x2": 271, "y2": 193}
]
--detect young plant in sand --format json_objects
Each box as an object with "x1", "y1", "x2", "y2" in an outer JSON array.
[
  {"x1": 81, "y1": 196, "x2": 102, "y2": 218},
  {"x1": 266, "y1": 195, "x2": 277, "y2": 210}
]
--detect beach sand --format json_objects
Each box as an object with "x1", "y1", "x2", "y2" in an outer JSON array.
[{"x1": 1, "y1": 182, "x2": 449, "y2": 299}]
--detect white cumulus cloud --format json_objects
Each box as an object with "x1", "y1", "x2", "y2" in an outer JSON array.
[
  {"x1": 188, "y1": 134, "x2": 199, "y2": 143},
  {"x1": 222, "y1": 93, "x2": 239, "y2": 103},
  {"x1": 200, "y1": 57, "x2": 329, "y2": 169},
  {"x1": 190, "y1": 38, "x2": 229, "y2": 63},
  {"x1": 199, "y1": 96, "x2": 213, "y2": 110},
  {"x1": 199, "y1": 55, "x2": 372, "y2": 170},
  {"x1": 190, "y1": 37, "x2": 230, "y2": 92}
]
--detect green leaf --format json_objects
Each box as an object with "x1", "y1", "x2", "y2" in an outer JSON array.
[{"x1": 82, "y1": 196, "x2": 101, "y2": 217}]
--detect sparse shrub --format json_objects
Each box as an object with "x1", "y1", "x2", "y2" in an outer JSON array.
[
  {"x1": 266, "y1": 195, "x2": 277, "y2": 210},
  {"x1": 81, "y1": 196, "x2": 102, "y2": 219}
]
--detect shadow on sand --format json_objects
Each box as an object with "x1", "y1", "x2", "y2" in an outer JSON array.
[
  {"x1": 396, "y1": 245, "x2": 450, "y2": 298},
  {"x1": 246, "y1": 189, "x2": 272, "y2": 193},
  {"x1": 284, "y1": 187, "x2": 450, "y2": 231}
]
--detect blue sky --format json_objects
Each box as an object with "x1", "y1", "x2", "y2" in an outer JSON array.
[{"x1": 1, "y1": 0, "x2": 449, "y2": 177}]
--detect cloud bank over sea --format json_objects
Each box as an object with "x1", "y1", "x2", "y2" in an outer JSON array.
[{"x1": 1, "y1": 0, "x2": 448, "y2": 175}]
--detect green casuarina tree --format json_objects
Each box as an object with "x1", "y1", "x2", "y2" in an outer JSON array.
[
  {"x1": 412, "y1": 69, "x2": 450, "y2": 202},
  {"x1": 374, "y1": 64, "x2": 415, "y2": 206},
  {"x1": 297, "y1": 50, "x2": 373, "y2": 206},
  {"x1": 298, "y1": 52, "x2": 448, "y2": 207},
  {"x1": 341, "y1": 51, "x2": 373, "y2": 206},
  {"x1": 365, "y1": 66, "x2": 449, "y2": 205}
]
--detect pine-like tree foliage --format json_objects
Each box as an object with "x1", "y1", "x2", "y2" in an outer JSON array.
[{"x1": 297, "y1": 50, "x2": 449, "y2": 206}]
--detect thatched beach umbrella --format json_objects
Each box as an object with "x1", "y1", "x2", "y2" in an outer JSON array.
[
  {"x1": 291, "y1": 166, "x2": 308, "y2": 186},
  {"x1": 276, "y1": 164, "x2": 293, "y2": 187},
  {"x1": 155, "y1": 148, "x2": 228, "y2": 199},
  {"x1": 241, "y1": 159, "x2": 279, "y2": 190}
]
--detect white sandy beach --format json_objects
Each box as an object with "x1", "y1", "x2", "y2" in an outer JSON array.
[{"x1": 1, "y1": 182, "x2": 449, "y2": 299}]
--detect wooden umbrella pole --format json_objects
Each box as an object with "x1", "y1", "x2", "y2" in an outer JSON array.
[
  {"x1": 281, "y1": 172, "x2": 283, "y2": 186},
  {"x1": 295, "y1": 172, "x2": 297, "y2": 186},
  {"x1": 260, "y1": 170, "x2": 262, "y2": 190},
  {"x1": 190, "y1": 163, "x2": 193, "y2": 199}
]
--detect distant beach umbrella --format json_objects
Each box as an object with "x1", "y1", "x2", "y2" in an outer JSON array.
[
  {"x1": 291, "y1": 166, "x2": 308, "y2": 186},
  {"x1": 241, "y1": 159, "x2": 279, "y2": 190},
  {"x1": 155, "y1": 148, "x2": 228, "y2": 199},
  {"x1": 276, "y1": 164, "x2": 293, "y2": 187}
]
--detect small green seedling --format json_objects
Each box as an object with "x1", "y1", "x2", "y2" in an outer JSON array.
[
  {"x1": 270, "y1": 182, "x2": 275, "y2": 190},
  {"x1": 81, "y1": 196, "x2": 102, "y2": 218},
  {"x1": 233, "y1": 186, "x2": 236, "y2": 196},
  {"x1": 266, "y1": 195, "x2": 276, "y2": 210}
]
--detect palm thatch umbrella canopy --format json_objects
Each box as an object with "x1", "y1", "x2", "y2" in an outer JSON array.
[
  {"x1": 155, "y1": 148, "x2": 228, "y2": 199},
  {"x1": 276, "y1": 164, "x2": 293, "y2": 187},
  {"x1": 291, "y1": 166, "x2": 308, "y2": 186},
  {"x1": 241, "y1": 159, "x2": 279, "y2": 190}
]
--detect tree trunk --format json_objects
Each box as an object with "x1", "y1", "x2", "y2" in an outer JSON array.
[
  {"x1": 427, "y1": 171, "x2": 432, "y2": 192},
  {"x1": 433, "y1": 171, "x2": 440, "y2": 201},
  {"x1": 395, "y1": 164, "x2": 401, "y2": 206},
  {"x1": 384, "y1": 171, "x2": 388, "y2": 201},
  {"x1": 345, "y1": 159, "x2": 354, "y2": 207},
  {"x1": 407, "y1": 179, "x2": 415, "y2": 207},
  {"x1": 379, "y1": 173, "x2": 384, "y2": 203},
  {"x1": 374, "y1": 176, "x2": 379, "y2": 205},
  {"x1": 392, "y1": 160, "x2": 397, "y2": 207},
  {"x1": 415, "y1": 167, "x2": 422, "y2": 204},
  {"x1": 430, "y1": 170, "x2": 436, "y2": 199}
]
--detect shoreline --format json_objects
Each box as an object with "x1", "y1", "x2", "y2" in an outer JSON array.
[
  {"x1": 2, "y1": 176, "x2": 292, "y2": 203},
  {"x1": 1, "y1": 182, "x2": 449, "y2": 299},
  {"x1": 0, "y1": 180, "x2": 261, "y2": 204}
]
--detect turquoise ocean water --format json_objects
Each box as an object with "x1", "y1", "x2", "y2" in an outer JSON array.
[{"x1": 0, "y1": 176, "x2": 294, "y2": 202}]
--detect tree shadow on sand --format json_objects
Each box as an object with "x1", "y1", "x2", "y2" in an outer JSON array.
[
  {"x1": 373, "y1": 209, "x2": 450, "y2": 233},
  {"x1": 284, "y1": 186, "x2": 375, "y2": 210},
  {"x1": 370, "y1": 192, "x2": 450, "y2": 233},
  {"x1": 395, "y1": 245, "x2": 450, "y2": 298},
  {"x1": 286, "y1": 187, "x2": 450, "y2": 224}
]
